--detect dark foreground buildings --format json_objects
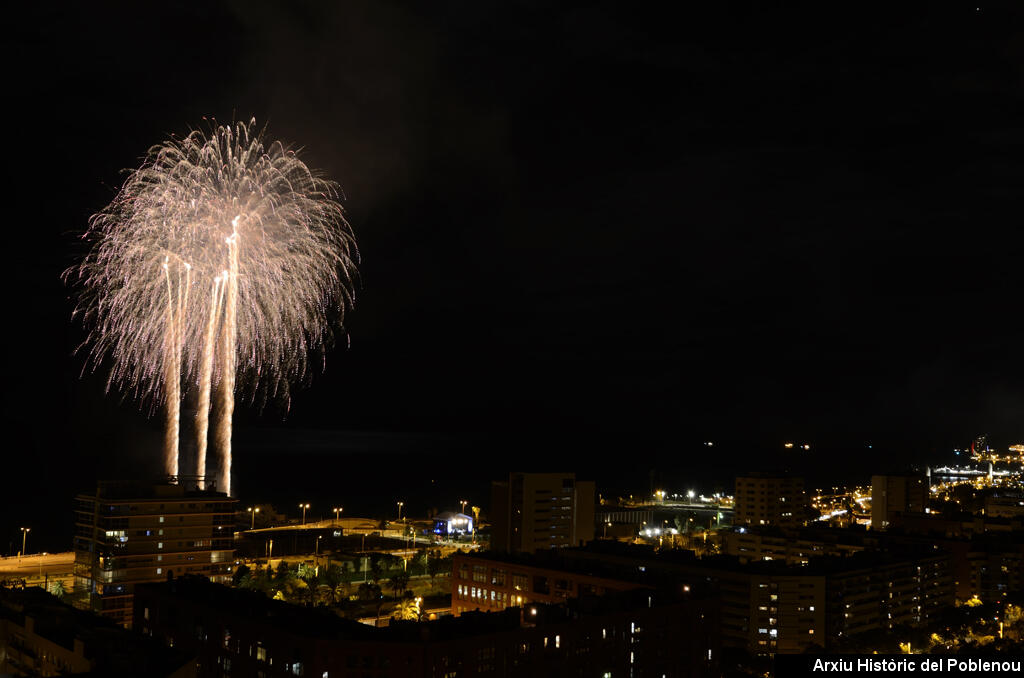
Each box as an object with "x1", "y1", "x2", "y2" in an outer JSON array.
[
  {"x1": 453, "y1": 542, "x2": 953, "y2": 656},
  {"x1": 0, "y1": 586, "x2": 195, "y2": 677},
  {"x1": 135, "y1": 575, "x2": 719, "y2": 678},
  {"x1": 73, "y1": 481, "x2": 236, "y2": 627}
]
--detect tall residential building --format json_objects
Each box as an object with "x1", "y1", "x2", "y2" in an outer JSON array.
[
  {"x1": 871, "y1": 473, "x2": 928, "y2": 530},
  {"x1": 491, "y1": 473, "x2": 595, "y2": 553},
  {"x1": 734, "y1": 474, "x2": 805, "y2": 528},
  {"x1": 73, "y1": 480, "x2": 236, "y2": 628}
]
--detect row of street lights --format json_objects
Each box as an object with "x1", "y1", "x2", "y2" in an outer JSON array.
[
  {"x1": 246, "y1": 503, "x2": 348, "y2": 530},
  {"x1": 244, "y1": 497, "x2": 477, "y2": 531}
]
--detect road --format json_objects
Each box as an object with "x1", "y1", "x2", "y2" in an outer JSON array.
[{"x1": 0, "y1": 551, "x2": 75, "y2": 592}]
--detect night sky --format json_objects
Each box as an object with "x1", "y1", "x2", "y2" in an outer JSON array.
[{"x1": 4, "y1": 2, "x2": 1024, "y2": 549}]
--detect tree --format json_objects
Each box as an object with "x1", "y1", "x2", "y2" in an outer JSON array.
[
  {"x1": 274, "y1": 560, "x2": 290, "y2": 584},
  {"x1": 393, "y1": 596, "x2": 421, "y2": 621},
  {"x1": 369, "y1": 554, "x2": 384, "y2": 584},
  {"x1": 357, "y1": 582, "x2": 382, "y2": 602},
  {"x1": 48, "y1": 580, "x2": 66, "y2": 601},
  {"x1": 426, "y1": 550, "x2": 445, "y2": 591},
  {"x1": 389, "y1": 572, "x2": 410, "y2": 600},
  {"x1": 232, "y1": 564, "x2": 251, "y2": 587},
  {"x1": 297, "y1": 562, "x2": 316, "y2": 582}
]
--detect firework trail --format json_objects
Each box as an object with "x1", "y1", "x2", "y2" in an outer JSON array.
[
  {"x1": 162, "y1": 258, "x2": 190, "y2": 477},
  {"x1": 67, "y1": 119, "x2": 358, "y2": 494},
  {"x1": 195, "y1": 273, "x2": 224, "y2": 490},
  {"x1": 217, "y1": 220, "x2": 239, "y2": 495}
]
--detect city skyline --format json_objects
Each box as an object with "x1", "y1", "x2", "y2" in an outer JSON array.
[{"x1": 3, "y1": 10, "x2": 1024, "y2": 666}]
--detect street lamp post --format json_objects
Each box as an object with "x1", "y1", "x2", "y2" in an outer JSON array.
[
  {"x1": 19, "y1": 527, "x2": 30, "y2": 561},
  {"x1": 333, "y1": 507, "x2": 343, "y2": 526},
  {"x1": 299, "y1": 503, "x2": 310, "y2": 525},
  {"x1": 315, "y1": 535, "x2": 322, "y2": 557},
  {"x1": 247, "y1": 507, "x2": 260, "y2": 530},
  {"x1": 460, "y1": 499, "x2": 467, "y2": 515},
  {"x1": 397, "y1": 501, "x2": 404, "y2": 522}
]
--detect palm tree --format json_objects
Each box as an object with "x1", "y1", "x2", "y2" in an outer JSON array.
[
  {"x1": 393, "y1": 596, "x2": 421, "y2": 621},
  {"x1": 369, "y1": 554, "x2": 384, "y2": 584},
  {"x1": 49, "y1": 580, "x2": 66, "y2": 601},
  {"x1": 388, "y1": 572, "x2": 410, "y2": 600},
  {"x1": 333, "y1": 581, "x2": 350, "y2": 604}
]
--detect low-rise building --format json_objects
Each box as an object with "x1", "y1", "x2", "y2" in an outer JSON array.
[
  {"x1": 135, "y1": 575, "x2": 719, "y2": 678},
  {"x1": 722, "y1": 526, "x2": 868, "y2": 565},
  {"x1": 451, "y1": 551, "x2": 643, "y2": 615},
  {"x1": 433, "y1": 512, "x2": 474, "y2": 537}
]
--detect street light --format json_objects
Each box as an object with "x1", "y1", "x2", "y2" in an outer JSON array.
[
  {"x1": 299, "y1": 503, "x2": 310, "y2": 525},
  {"x1": 397, "y1": 501, "x2": 404, "y2": 522},
  {"x1": 19, "y1": 527, "x2": 30, "y2": 561},
  {"x1": 460, "y1": 499, "x2": 467, "y2": 515},
  {"x1": 247, "y1": 507, "x2": 260, "y2": 530},
  {"x1": 315, "y1": 535, "x2": 323, "y2": 557},
  {"x1": 333, "y1": 507, "x2": 343, "y2": 525}
]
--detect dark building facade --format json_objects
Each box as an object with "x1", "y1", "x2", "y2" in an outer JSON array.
[
  {"x1": 0, "y1": 586, "x2": 195, "y2": 677},
  {"x1": 490, "y1": 472, "x2": 595, "y2": 554},
  {"x1": 871, "y1": 473, "x2": 928, "y2": 530},
  {"x1": 73, "y1": 481, "x2": 236, "y2": 627},
  {"x1": 734, "y1": 474, "x2": 805, "y2": 529},
  {"x1": 563, "y1": 543, "x2": 953, "y2": 655},
  {"x1": 135, "y1": 576, "x2": 720, "y2": 678},
  {"x1": 451, "y1": 551, "x2": 644, "y2": 615}
]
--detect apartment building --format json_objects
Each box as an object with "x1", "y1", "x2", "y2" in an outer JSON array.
[{"x1": 73, "y1": 480, "x2": 236, "y2": 627}]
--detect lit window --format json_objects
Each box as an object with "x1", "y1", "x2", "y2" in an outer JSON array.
[{"x1": 156, "y1": 567, "x2": 162, "y2": 574}]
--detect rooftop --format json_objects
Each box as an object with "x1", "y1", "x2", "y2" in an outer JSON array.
[
  {"x1": 0, "y1": 586, "x2": 192, "y2": 676},
  {"x1": 138, "y1": 575, "x2": 691, "y2": 643}
]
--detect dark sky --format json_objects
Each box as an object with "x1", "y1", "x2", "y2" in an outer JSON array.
[{"x1": 4, "y1": 2, "x2": 1024, "y2": 546}]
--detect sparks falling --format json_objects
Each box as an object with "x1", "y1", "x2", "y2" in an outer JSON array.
[{"x1": 67, "y1": 119, "x2": 358, "y2": 495}]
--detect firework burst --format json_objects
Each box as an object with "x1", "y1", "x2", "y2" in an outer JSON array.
[{"x1": 67, "y1": 119, "x2": 358, "y2": 494}]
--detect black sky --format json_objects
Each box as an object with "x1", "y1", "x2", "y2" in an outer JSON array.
[{"x1": 4, "y1": 2, "x2": 1024, "y2": 545}]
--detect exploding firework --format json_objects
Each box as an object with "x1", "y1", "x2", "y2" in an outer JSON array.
[{"x1": 67, "y1": 119, "x2": 358, "y2": 495}]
